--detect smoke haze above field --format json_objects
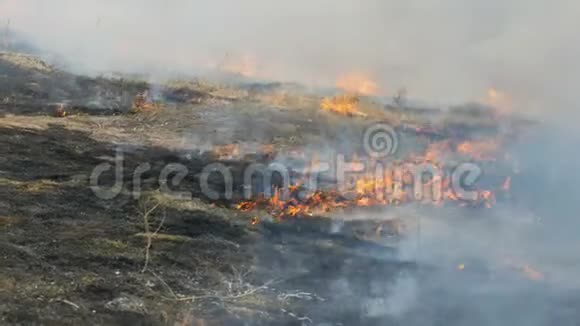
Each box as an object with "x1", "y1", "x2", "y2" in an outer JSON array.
[{"x1": 1, "y1": 0, "x2": 579, "y2": 117}]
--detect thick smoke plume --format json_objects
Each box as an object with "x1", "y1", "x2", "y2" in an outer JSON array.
[{"x1": 2, "y1": 0, "x2": 579, "y2": 117}]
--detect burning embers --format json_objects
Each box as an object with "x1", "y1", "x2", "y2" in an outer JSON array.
[
  {"x1": 236, "y1": 163, "x2": 498, "y2": 220},
  {"x1": 234, "y1": 137, "x2": 510, "y2": 219}
]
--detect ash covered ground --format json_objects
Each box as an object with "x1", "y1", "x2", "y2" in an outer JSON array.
[{"x1": 1, "y1": 52, "x2": 579, "y2": 326}]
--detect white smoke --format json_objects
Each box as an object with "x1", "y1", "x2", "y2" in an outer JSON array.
[{"x1": 1, "y1": 0, "x2": 579, "y2": 118}]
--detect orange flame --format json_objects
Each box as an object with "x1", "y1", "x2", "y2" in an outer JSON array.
[
  {"x1": 231, "y1": 122, "x2": 508, "y2": 219},
  {"x1": 320, "y1": 94, "x2": 366, "y2": 117},
  {"x1": 234, "y1": 156, "x2": 499, "y2": 219}
]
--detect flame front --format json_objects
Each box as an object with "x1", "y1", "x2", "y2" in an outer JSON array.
[
  {"x1": 234, "y1": 137, "x2": 506, "y2": 220},
  {"x1": 320, "y1": 94, "x2": 366, "y2": 117}
]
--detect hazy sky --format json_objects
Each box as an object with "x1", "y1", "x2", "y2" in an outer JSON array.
[{"x1": 1, "y1": 0, "x2": 579, "y2": 117}]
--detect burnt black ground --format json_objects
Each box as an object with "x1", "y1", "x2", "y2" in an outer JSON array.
[{"x1": 0, "y1": 121, "x2": 415, "y2": 325}]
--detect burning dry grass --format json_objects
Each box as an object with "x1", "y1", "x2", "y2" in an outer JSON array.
[
  {"x1": 235, "y1": 134, "x2": 508, "y2": 220},
  {"x1": 235, "y1": 167, "x2": 499, "y2": 221},
  {"x1": 318, "y1": 93, "x2": 407, "y2": 124},
  {"x1": 320, "y1": 94, "x2": 366, "y2": 117}
]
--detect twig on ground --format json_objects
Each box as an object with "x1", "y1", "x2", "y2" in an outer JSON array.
[
  {"x1": 201, "y1": 234, "x2": 240, "y2": 249},
  {"x1": 138, "y1": 198, "x2": 164, "y2": 273},
  {"x1": 277, "y1": 291, "x2": 325, "y2": 302},
  {"x1": 281, "y1": 308, "x2": 313, "y2": 324},
  {"x1": 173, "y1": 281, "x2": 273, "y2": 303},
  {"x1": 57, "y1": 299, "x2": 81, "y2": 310},
  {"x1": 149, "y1": 269, "x2": 179, "y2": 299}
]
